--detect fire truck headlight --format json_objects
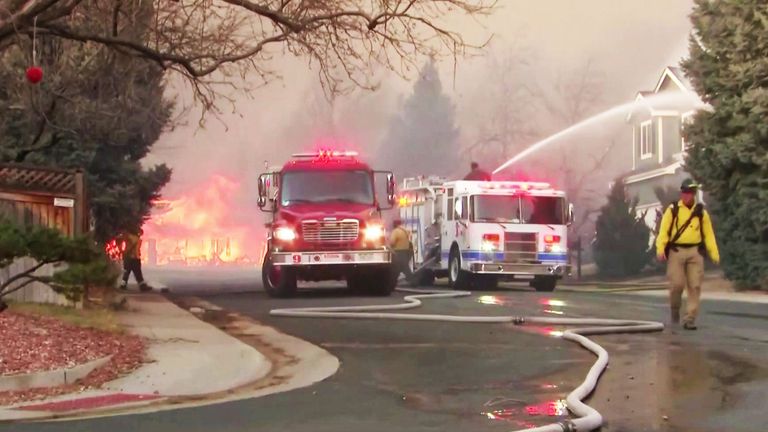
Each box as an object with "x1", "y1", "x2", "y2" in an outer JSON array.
[
  {"x1": 274, "y1": 227, "x2": 297, "y2": 242},
  {"x1": 481, "y1": 233, "x2": 501, "y2": 251},
  {"x1": 363, "y1": 224, "x2": 385, "y2": 241},
  {"x1": 481, "y1": 241, "x2": 498, "y2": 252}
]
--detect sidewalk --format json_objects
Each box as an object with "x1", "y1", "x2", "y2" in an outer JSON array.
[
  {"x1": 0, "y1": 294, "x2": 271, "y2": 421},
  {"x1": 561, "y1": 275, "x2": 768, "y2": 304}
]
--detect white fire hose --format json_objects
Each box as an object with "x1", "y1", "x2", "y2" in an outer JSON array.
[{"x1": 270, "y1": 288, "x2": 664, "y2": 432}]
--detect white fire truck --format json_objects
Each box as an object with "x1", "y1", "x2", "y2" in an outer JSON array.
[{"x1": 399, "y1": 177, "x2": 574, "y2": 291}]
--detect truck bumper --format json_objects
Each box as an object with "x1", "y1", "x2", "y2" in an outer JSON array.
[
  {"x1": 469, "y1": 262, "x2": 570, "y2": 277},
  {"x1": 271, "y1": 250, "x2": 391, "y2": 266}
]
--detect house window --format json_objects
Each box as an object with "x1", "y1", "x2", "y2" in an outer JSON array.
[{"x1": 640, "y1": 121, "x2": 654, "y2": 159}]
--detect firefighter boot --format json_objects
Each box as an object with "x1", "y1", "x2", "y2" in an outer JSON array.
[
  {"x1": 139, "y1": 283, "x2": 153, "y2": 292},
  {"x1": 670, "y1": 308, "x2": 680, "y2": 325}
]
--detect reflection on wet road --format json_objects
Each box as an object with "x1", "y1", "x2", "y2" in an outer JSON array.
[{"x1": 4, "y1": 281, "x2": 767, "y2": 432}]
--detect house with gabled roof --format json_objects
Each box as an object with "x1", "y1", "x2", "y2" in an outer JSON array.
[{"x1": 623, "y1": 66, "x2": 707, "y2": 230}]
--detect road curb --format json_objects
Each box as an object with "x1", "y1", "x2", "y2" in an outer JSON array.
[
  {"x1": 559, "y1": 285, "x2": 666, "y2": 293},
  {"x1": 0, "y1": 356, "x2": 112, "y2": 392},
  {"x1": 0, "y1": 295, "x2": 340, "y2": 423},
  {"x1": 560, "y1": 285, "x2": 768, "y2": 303}
]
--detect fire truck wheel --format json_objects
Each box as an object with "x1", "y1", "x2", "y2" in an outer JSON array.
[
  {"x1": 262, "y1": 260, "x2": 297, "y2": 298},
  {"x1": 448, "y1": 248, "x2": 470, "y2": 290},
  {"x1": 346, "y1": 274, "x2": 367, "y2": 293},
  {"x1": 531, "y1": 276, "x2": 557, "y2": 292},
  {"x1": 367, "y1": 268, "x2": 396, "y2": 296}
]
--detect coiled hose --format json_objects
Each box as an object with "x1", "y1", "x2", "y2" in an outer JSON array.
[{"x1": 270, "y1": 288, "x2": 664, "y2": 432}]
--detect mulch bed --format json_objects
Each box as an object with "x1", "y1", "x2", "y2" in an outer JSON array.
[{"x1": 0, "y1": 311, "x2": 145, "y2": 406}]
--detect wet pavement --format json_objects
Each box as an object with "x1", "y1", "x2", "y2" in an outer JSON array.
[{"x1": 4, "y1": 277, "x2": 767, "y2": 432}]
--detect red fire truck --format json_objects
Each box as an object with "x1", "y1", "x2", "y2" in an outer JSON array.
[{"x1": 258, "y1": 150, "x2": 397, "y2": 297}]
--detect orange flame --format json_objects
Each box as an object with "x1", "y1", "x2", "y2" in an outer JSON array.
[{"x1": 139, "y1": 175, "x2": 264, "y2": 267}]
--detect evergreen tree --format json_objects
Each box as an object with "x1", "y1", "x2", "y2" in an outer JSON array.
[
  {"x1": 379, "y1": 59, "x2": 460, "y2": 178},
  {"x1": 0, "y1": 1, "x2": 172, "y2": 243},
  {"x1": 681, "y1": 0, "x2": 768, "y2": 289},
  {"x1": 1, "y1": 220, "x2": 118, "y2": 307},
  {"x1": 593, "y1": 180, "x2": 652, "y2": 278}
]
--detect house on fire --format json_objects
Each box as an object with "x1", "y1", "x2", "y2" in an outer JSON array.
[{"x1": 623, "y1": 66, "x2": 707, "y2": 230}]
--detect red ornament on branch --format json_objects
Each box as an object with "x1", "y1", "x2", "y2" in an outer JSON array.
[{"x1": 26, "y1": 66, "x2": 43, "y2": 84}]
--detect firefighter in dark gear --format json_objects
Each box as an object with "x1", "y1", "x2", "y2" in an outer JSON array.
[
  {"x1": 119, "y1": 228, "x2": 152, "y2": 292},
  {"x1": 656, "y1": 178, "x2": 720, "y2": 330},
  {"x1": 390, "y1": 219, "x2": 415, "y2": 285},
  {"x1": 424, "y1": 213, "x2": 443, "y2": 263},
  {"x1": 463, "y1": 162, "x2": 492, "y2": 181}
]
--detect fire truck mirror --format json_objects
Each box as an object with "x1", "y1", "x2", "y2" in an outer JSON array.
[
  {"x1": 567, "y1": 203, "x2": 575, "y2": 226},
  {"x1": 386, "y1": 173, "x2": 396, "y2": 206},
  {"x1": 258, "y1": 175, "x2": 267, "y2": 197},
  {"x1": 375, "y1": 171, "x2": 397, "y2": 209}
]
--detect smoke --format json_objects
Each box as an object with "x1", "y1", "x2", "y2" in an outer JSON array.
[{"x1": 141, "y1": 0, "x2": 695, "y2": 277}]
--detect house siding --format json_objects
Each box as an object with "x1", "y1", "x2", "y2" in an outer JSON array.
[
  {"x1": 626, "y1": 170, "x2": 688, "y2": 207},
  {"x1": 662, "y1": 115, "x2": 682, "y2": 162}
]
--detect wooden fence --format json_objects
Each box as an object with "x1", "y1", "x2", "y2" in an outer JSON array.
[{"x1": 0, "y1": 164, "x2": 88, "y2": 305}]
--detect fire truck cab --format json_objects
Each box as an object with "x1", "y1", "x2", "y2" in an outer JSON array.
[
  {"x1": 399, "y1": 176, "x2": 574, "y2": 291},
  {"x1": 258, "y1": 150, "x2": 397, "y2": 297}
]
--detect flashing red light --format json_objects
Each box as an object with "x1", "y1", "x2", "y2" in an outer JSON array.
[
  {"x1": 543, "y1": 234, "x2": 561, "y2": 244},
  {"x1": 319, "y1": 149, "x2": 358, "y2": 158},
  {"x1": 482, "y1": 233, "x2": 500, "y2": 242},
  {"x1": 292, "y1": 150, "x2": 359, "y2": 159}
]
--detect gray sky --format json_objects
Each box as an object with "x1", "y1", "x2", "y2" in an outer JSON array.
[{"x1": 147, "y1": 0, "x2": 695, "y2": 194}]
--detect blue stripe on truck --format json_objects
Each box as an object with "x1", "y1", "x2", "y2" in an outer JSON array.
[{"x1": 440, "y1": 250, "x2": 568, "y2": 263}]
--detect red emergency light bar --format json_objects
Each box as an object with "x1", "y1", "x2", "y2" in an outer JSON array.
[
  {"x1": 292, "y1": 150, "x2": 359, "y2": 159},
  {"x1": 479, "y1": 181, "x2": 551, "y2": 190}
]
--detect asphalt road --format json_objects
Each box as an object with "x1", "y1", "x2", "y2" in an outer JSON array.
[{"x1": 5, "y1": 275, "x2": 768, "y2": 432}]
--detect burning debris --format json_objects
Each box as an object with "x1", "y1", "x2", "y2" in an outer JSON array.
[{"x1": 136, "y1": 175, "x2": 265, "y2": 267}]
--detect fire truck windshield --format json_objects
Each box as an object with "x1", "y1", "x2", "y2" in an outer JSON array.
[
  {"x1": 280, "y1": 170, "x2": 374, "y2": 206},
  {"x1": 472, "y1": 195, "x2": 565, "y2": 225}
]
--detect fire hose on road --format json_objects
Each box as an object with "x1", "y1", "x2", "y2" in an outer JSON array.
[{"x1": 270, "y1": 288, "x2": 665, "y2": 432}]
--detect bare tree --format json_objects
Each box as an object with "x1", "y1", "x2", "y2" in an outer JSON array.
[
  {"x1": 535, "y1": 60, "x2": 614, "y2": 244},
  {"x1": 1, "y1": 0, "x2": 496, "y2": 111},
  {"x1": 465, "y1": 46, "x2": 538, "y2": 165},
  {"x1": 539, "y1": 59, "x2": 605, "y2": 126}
]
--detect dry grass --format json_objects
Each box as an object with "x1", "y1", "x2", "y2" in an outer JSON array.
[{"x1": 7, "y1": 303, "x2": 121, "y2": 333}]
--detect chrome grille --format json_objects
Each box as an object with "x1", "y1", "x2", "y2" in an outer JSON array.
[
  {"x1": 301, "y1": 219, "x2": 359, "y2": 243},
  {"x1": 502, "y1": 232, "x2": 538, "y2": 262}
]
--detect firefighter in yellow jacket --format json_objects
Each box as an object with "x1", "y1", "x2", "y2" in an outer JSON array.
[
  {"x1": 119, "y1": 228, "x2": 152, "y2": 292},
  {"x1": 390, "y1": 219, "x2": 415, "y2": 285},
  {"x1": 655, "y1": 179, "x2": 720, "y2": 330}
]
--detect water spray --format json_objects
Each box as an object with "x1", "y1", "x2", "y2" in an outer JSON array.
[
  {"x1": 270, "y1": 288, "x2": 664, "y2": 432},
  {"x1": 493, "y1": 92, "x2": 707, "y2": 174}
]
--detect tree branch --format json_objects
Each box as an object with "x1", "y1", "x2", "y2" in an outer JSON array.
[
  {"x1": 3, "y1": 0, "x2": 496, "y2": 113},
  {"x1": 0, "y1": 275, "x2": 42, "y2": 299},
  {"x1": 36, "y1": 23, "x2": 292, "y2": 78},
  {"x1": 0, "y1": 260, "x2": 53, "y2": 292},
  {"x1": 14, "y1": 97, "x2": 58, "y2": 162}
]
